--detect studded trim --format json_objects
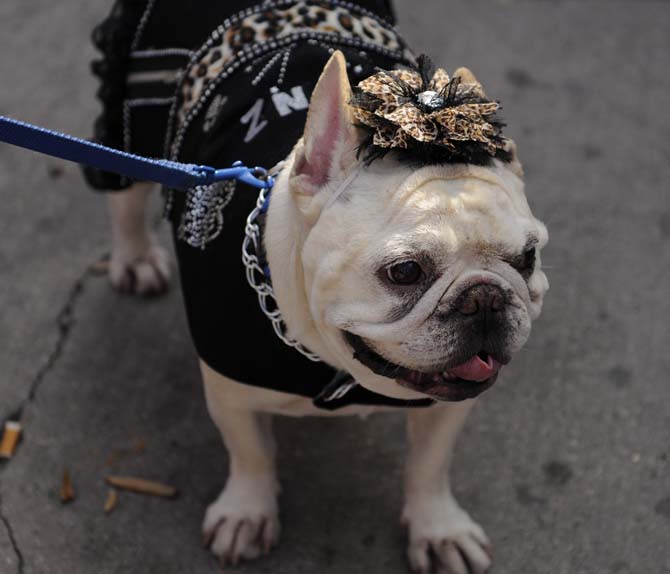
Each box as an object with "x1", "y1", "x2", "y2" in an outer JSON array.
[
  {"x1": 130, "y1": 0, "x2": 158, "y2": 51},
  {"x1": 164, "y1": 0, "x2": 414, "y2": 165},
  {"x1": 178, "y1": 0, "x2": 408, "y2": 123}
]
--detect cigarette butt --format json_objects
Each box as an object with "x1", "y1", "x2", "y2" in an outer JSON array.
[
  {"x1": 0, "y1": 421, "x2": 22, "y2": 459},
  {"x1": 105, "y1": 476, "x2": 178, "y2": 498},
  {"x1": 60, "y1": 470, "x2": 75, "y2": 503},
  {"x1": 104, "y1": 489, "x2": 118, "y2": 514}
]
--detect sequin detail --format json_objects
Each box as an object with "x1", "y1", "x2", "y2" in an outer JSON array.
[{"x1": 177, "y1": 180, "x2": 236, "y2": 249}]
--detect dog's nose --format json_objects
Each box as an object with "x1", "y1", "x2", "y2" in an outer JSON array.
[{"x1": 455, "y1": 284, "x2": 505, "y2": 316}]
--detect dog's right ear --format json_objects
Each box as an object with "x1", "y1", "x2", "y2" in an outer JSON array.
[
  {"x1": 453, "y1": 67, "x2": 486, "y2": 97},
  {"x1": 455, "y1": 67, "x2": 524, "y2": 178},
  {"x1": 501, "y1": 138, "x2": 524, "y2": 178},
  {"x1": 290, "y1": 51, "x2": 359, "y2": 197}
]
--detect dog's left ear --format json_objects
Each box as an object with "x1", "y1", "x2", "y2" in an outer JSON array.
[{"x1": 290, "y1": 51, "x2": 359, "y2": 197}]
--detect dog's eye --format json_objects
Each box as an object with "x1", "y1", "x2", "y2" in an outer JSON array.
[
  {"x1": 387, "y1": 261, "x2": 423, "y2": 285},
  {"x1": 510, "y1": 248, "x2": 536, "y2": 276}
]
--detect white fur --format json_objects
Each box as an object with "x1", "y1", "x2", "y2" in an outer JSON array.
[
  {"x1": 107, "y1": 52, "x2": 548, "y2": 573},
  {"x1": 107, "y1": 183, "x2": 170, "y2": 296}
]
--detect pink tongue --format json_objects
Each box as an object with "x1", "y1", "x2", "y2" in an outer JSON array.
[{"x1": 448, "y1": 355, "x2": 500, "y2": 382}]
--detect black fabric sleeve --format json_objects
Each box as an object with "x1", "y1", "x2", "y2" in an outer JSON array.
[{"x1": 82, "y1": 0, "x2": 148, "y2": 191}]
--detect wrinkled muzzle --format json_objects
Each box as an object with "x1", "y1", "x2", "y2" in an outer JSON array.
[{"x1": 342, "y1": 271, "x2": 533, "y2": 401}]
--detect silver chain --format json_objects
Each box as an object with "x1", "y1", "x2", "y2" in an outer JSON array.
[{"x1": 242, "y1": 187, "x2": 322, "y2": 362}]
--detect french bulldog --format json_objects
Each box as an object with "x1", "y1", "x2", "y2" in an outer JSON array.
[{"x1": 100, "y1": 10, "x2": 548, "y2": 574}]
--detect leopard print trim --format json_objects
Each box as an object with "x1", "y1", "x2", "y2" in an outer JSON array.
[
  {"x1": 349, "y1": 57, "x2": 511, "y2": 166},
  {"x1": 177, "y1": 0, "x2": 411, "y2": 125},
  {"x1": 353, "y1": 67, "x2": 501, "y2": 152}
]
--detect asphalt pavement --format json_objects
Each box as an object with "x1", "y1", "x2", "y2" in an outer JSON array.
[{"x1": 0, "y1": 1, "x2": 669, "y2": 573}]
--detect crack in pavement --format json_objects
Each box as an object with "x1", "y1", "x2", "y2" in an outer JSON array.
[
  {"x1": 0, "y1": 493, "x2": 24, "y2": 574},
  {"x1": 2, "y1": 256, "x2": 107, "y2": 425},
  {"x1": 0, "y1": 255, "x2": 107, "y2": 574}
]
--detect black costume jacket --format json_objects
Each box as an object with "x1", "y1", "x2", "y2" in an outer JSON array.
[{"x1": 85, "y1": 0, "x2": 433, "y2": 410}]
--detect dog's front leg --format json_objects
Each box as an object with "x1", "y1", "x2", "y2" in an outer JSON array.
[
  {"x1": 403, "y1": 402, "x2": 491, "y2": 574},
  {"x1": 107, "y1": 183, "x2": 170, "y2": 295},
  {"x1": 201, "y1": 365, "x2": 280, "y2": 567}
]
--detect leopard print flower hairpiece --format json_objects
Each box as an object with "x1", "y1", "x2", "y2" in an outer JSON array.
[{"x1": 350, "y1": 55, "x2": 511, "y2": 166}]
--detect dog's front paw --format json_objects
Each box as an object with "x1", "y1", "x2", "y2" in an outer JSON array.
[
  {"x1": 202, "y1": 476, "x2": 280, "y2": 567},
  {"x1": 109, "y1": 244, "x2": 171, "y2": 296},
  {"x1": 402, "y1": 493, "x2": 491, "y2": 574}
]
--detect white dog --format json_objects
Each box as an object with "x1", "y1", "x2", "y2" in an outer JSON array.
[{"x1": 98, "y1": 11, "x2": 548, "y2": 570}]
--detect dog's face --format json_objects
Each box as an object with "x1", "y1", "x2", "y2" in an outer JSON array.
[{"x1": 281, "y1": 53, "x2": 548, "y2": 402}]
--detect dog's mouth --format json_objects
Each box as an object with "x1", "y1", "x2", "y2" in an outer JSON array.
[
  {"x1": 396, "y1": 352, "x2": 502, "y2": 401},
  {"x1": 344, "y1": 332, "x2": 504, "y2": 402}
]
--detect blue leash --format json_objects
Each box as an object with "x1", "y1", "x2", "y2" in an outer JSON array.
[{"x1": 0, "y1": 115, "x2": 274, "y2": 190}]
